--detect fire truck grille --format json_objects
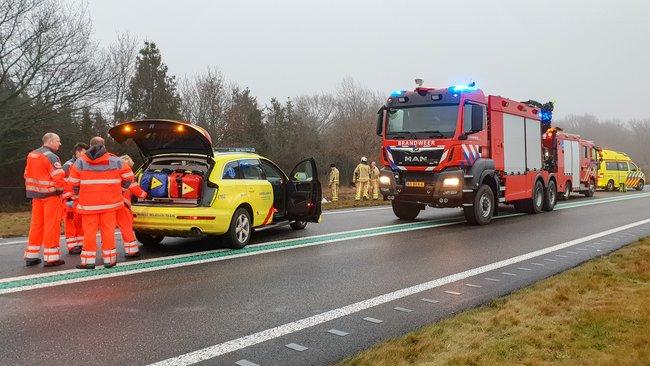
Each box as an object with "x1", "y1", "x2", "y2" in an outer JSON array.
[{"x1": 390, "y1": 148, "x2": 444, "y2": 166}]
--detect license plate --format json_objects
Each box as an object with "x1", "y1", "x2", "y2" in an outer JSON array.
[{"x1": 405, "y1": 181, "x2": 425, "y2": 188}]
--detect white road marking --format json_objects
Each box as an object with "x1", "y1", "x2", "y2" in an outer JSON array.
[
  {"x1": 285, "y1": 343, "x2": 308, "y2": 352},
  {"x1": 420, "y1": 298, "x2": 439, "y2": 303},
  {"x1": 394, "y1": 307, "x2": 413, "y2": 313},
  {"x1": 235, "y1": 360, "x2": 259, "y2": 366},
  {"x1": 531, "y1": 263, "x2": 544, "y2": 266},
  {"x1": 465, "y1": 283, "x2": 482, "y2": 288},
  {"x1": 516, "y1": 267, "x2": 531, "y2": 271},
  {"x1": 502, "y1": 272, "x2": 517, "y2": 276},
  {"x1": 363, "y1": 317, "x2": 383, "y2": 324},
  {"x1": 556, "y1": 254, "x2": 568, "y2": 258},
  {"x1": 444, "y1": 290, "x2": 462, "y2": 295},
  {"x1": 585, "y1": 245, "x2": 596, "y2": 248},
  {"x1": 576, "y1": 248, "x2": 589, "y2": 251},
  {"x1": 544, "y1": 258, "x2": 557, "y2": 262},
  {"x1": 566, "y1": 251, "x2": 578, "y2": 254},
  {"x1": 321, "y1": 206, "x2": 391, "y2": 215},
  {"x1": 484, "y1": 278, "x2": 500, "y2": 282},
  {"x1": 0, "y1": 231, "x2": 122, "y2": 247},
  {"x1": 148, "y1": 219, "x2": 650, "y2": 366},
  {"x1": 327, "y1": 329, "x2": 349, "y2": 337}
]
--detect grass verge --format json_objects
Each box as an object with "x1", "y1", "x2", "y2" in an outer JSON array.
[{"x1": 341, "y1": 237, "x2": 650, "y2": 366}]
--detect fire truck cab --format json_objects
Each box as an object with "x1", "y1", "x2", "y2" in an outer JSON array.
[
  {"x1": 376, "y1": 82, "x2": 557, "y2": 225},
  {"x1": 542, "y1": 128, "x2": 598, "y2": 199}
]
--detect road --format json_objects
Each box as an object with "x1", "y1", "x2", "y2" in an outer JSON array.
[{"x1": 1, "y1": 189, "x2": 649, "y2": 366}]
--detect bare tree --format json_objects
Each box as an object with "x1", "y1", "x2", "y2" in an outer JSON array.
[
  {"x1": 108, "y1": 31, "x2": 138, "y2": 121},
  {"x1": 180, "y1": 67, "x2": 230, "y2": 144},
  {"x1": 0, "y1": 0, "x2": 110, "y2": 142}
]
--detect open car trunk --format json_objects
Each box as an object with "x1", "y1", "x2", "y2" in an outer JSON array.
[{"x1": 135, "y1": 154, "x2": 216, "y2": 207}]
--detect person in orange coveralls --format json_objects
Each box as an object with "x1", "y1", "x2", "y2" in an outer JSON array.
[
  {"x1": 117, "y1": 155, "x2": 147, "y2": 258},
  {"x1": 67, "y1": 137, "x2": 139, "y2": 269},
  {"x1": 24, "y1": 132, "x2": 70, "y2": 267},
  {"x1": 62, "y1": 142, "x2": 89, "y2": 255}
]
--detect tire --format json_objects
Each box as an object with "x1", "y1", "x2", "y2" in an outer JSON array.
[
  {"x1": 561, "y1": 182, "x2": 571, "y2": 201},
  {"x1": 584, "y1": 179, "x2": 595, "y2": 197},
  {"x1": 463, "y1": 185, "x2": 494, "y2": 225},
  {"x1": 225, "y1": 208, "x2": 251, "y2": 249},
  {"x1": 543, "y1": 180, "x2": 557, "y2": 212},
  {"x1": 391, "y1": 200, "x2": 422, "y2": 220},
  {"x1": 605, "y1": 180, "x2": 615, "y2": 192},
  {"x1": 290, "y1": 221, "x2": 308, "y2": 230},
  {"x1": 636, "y1": 180, "x2": 645, "y2": 191},
  {"x1": 520, "y1": 180, "x2": 544, "y2": 214},
  {"x1": 135, "y1": 232, "x2": 164, "y2": 246}
]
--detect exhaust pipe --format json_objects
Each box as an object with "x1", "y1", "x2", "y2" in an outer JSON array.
[{"x1": 191, "y1": 227, "x2": 203, "y2": 236}]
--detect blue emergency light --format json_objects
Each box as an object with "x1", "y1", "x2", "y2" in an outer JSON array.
[
  {"x1": 540, "y1": 110, "x2": 552, "y2": 123},
  {"x1": 390, "y1": 90, "x2": 405, "y2": 97},
  {"x1": 449, "y1": 82, "x2": 478, "y2": 93}
]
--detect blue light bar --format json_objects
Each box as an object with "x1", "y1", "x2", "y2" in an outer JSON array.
[
  {"x1": 540, "y1": 110, "x2": 552, "y2": 123},
  {"x1": 449, "y1": 82, "x2": 478, "y2": 93},
  {"x1": 390, "y1": 89, "x2": 405, "y2": 97}
]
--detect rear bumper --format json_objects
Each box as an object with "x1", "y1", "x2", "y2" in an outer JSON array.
[
  {"x1": 132, "y1": 205, "x2": 231, "y2": 236},
  {"x1": 379, "y1": 168, "x2": 467, "y2": 207}
]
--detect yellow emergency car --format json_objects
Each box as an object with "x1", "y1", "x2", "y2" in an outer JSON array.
[
  {"x1": 109, "y1": 120, "x2": 322, "y2": 249},
  {"x1": 597, "y1": 149, "x2": 645, "y2": 191}
]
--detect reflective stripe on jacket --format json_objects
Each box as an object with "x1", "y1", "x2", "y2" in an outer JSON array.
[{"x1": 24, "y1": 146, "x2": 66, "y2": 199}]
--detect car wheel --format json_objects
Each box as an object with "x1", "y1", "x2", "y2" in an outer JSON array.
[
  {"x1": 135, "y1": 232, "x2": 164, "y2": 246},
  {"x1": 226, "y1": 208, "x2": 251, "y2": 249},
  {"x1": 290, "y1": 221, "x2": 308, "y2": 230},
  {"x1": 637, "y1": 180, "x2": 645, "y2": 191},
  {"x1": 605, "y1": 180, "x2": 614, "y2": 191},
  {"x1": 543, "y1": 180, "x2": 557, "y2": 212}
]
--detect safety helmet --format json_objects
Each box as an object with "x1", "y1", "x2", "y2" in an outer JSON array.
[{"x1": 361, "y1": 156, "x2": 367, "y2": 162}]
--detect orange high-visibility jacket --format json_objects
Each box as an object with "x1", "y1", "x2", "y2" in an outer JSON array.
[
  {"x1": 67, "y1": 146, "x2": 140, "y2": 214},
  {"x1": 24, "y1": 146, "x2": 68, "y2": 199},
  {"x1": 123, "y1": 176, "x2": 147, "y2": 207}
]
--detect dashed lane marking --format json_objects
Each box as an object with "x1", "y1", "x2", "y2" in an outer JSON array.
[
  {"x1": 465, "y1": 283, "x2": 482, "y2": 288},
  {"x1": 363, "y1": 317, "x2": 383, "y2": 324},
  {"x1": 235, "y1": 360, "x2": 259, "y2": 366},
  {"x1": 444, "y1": 290, "x2": 462, "y2": 295},
  {"x1": 327, "y1": 329, "x2": 349, "y2": 337},
  {"x1": 543, "y1": 258, "x2": 557, "y2": 262},
  {"x1": 502, "y1": 272, "x2": 517, "y2": 276},
  {"x1": 531, "y1": 263, "x2": 544, "y2": 266},
  {"x1": 147, "y1": 219, "x2": 650, "y2": 366},
  {"x1": 285, "y1": 343, "x2": 308, "y2": 352},
  {"x1": 484, "y1": 278, "x2": 500, "y2": 282},
  {"x1": 420, "y1": 298, "x2": 439, "y2": 303},
  {"x1": 394, "y1": 307, "x2": 413, "y2": 313}
]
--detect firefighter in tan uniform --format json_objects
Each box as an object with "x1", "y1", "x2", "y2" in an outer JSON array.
[
  {"x1": 328, "y1": 163, "x2": 339, "y2": 202},
  {"x1": 353, "y1": 157, "x2": 370, "y2": 201},
  {"x1": 369, "y1": 161, "x2": 380, "y2": 200}
]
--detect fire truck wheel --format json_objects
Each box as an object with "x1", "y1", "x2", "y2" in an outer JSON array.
[
  {"x1": 636, "y1": 180, "x2": 645, "y2": 191},
  {"x1": 561, "y1": 183, "x2": 571, "y2": 201},
  {"x1": 392, "y1": 200, "x2": 422, "y2": 220},
  {"x1": 520, "y1": 180, "x2": 544, "y2": 214},
  {"x1": 543, "y1": 180, "x2": 557, "y2": 212},
  {"x1": 463, "y1": 185, "x2": 494, "y2": 225},
  {"x1": 605, "y1": 180, "x2": 615, "y2": 191},
  {"x1": 135, "y1": 232, "x2": 164, "y2": 246},
  {"x1": 584, "y1": 180, "x2": 595, "y2": 197}
]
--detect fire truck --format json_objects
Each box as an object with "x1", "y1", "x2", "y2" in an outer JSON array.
[
  {"x1": 542, "y1": 128, "x2": 598, "y2": 199},
  {"x1": 376, "y1": 81, "x2": 559, "y2": 225}
]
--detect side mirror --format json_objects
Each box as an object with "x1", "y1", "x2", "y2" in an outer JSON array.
[{"x1": 376, "y1": 108, "x2": 384, "y2": 136}]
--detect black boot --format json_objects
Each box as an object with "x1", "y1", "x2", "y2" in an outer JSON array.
[
  {"x1": 43, "y1": 259, "x2": 65, "y2": 267},
  {"x1": 104, "y1": 262, "x2": 116, "y2": 268},
  {"x1": 25, "y1": 258, "x2": 42, "y2": 267},
  {"x1": 76, "y1": 264, "x2": 95, "y2": 270},
  {"x1": 69, "y1": 246, "x2": 82, "y2": 255}
]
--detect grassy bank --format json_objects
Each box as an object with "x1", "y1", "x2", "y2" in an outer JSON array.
[{"x1": 341, "y1": 237, "x2": 650, "y2": 366}]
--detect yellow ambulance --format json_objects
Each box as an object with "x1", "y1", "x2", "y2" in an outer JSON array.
[{"x1": 597, "y1": 149, "x2": 645, "y2": 191}]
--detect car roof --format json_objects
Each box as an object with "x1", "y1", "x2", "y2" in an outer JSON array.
[
  {"x1": 212, "y1": 152, "x2": 269, "y2": 162},
  {"x1": 600, "y1": 149, "x2": 631, "y2": 162}
]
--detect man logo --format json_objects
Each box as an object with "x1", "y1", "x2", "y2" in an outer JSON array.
[{"x1": 404, "y1": 156, "x2": 427, "y2": 162}]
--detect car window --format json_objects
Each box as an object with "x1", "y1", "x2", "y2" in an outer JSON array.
[
  {"x1": 605, "y1": 161, "x2": 617, "y2": 170},
  {"x1": 291, "y1": 160, "x2": 313, "y2": 182},
  {"x1": 630, "y1": 162, "x2": 638, "y2": 171},
  {"x1": 618, "y1": 162, "x2": 628, "y2": 171},
  {"x1": 222, "y1": 161, "x2": 241, "y2": 179},
  {"x1": 261, "y1": 159, "x2": 284, "y2": 182},
  {"x1": 240, "y1": 159, "x2": 265, "y2": 180}
]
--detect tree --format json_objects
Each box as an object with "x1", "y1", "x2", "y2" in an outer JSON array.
[
  {"x1": 126, "y1": 41, "x2": 181, "y2": 120},
  {"x1": 222, "y1": 87, "x2": 266, "y2": 152},
  {"x1": 108, "y1": 32, "x2": 138, "y2": 122},
  {"x1": 180, "y1": 68, "x2": 229, "y2": 144}
]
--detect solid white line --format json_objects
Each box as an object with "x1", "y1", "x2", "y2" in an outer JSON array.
[
  {"x1": 321, "y1": 206, "x2": 391, "y2": 215},
  {"x1": 149, "y1": 218, "x2": 650, "y2": 366}
]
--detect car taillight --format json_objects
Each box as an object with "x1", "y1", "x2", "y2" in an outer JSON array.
[{"x1": 598, "y1": 173, "x2": 604, "y2": 178}]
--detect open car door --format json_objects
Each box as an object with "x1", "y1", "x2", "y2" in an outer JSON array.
[{"x1": 286, "y1": 158, "x2": 322, "y2": 223}]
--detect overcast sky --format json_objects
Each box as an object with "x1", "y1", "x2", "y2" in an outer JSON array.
[{"x1": 72, "y1": 0, "x2": 648, "y2": 120}]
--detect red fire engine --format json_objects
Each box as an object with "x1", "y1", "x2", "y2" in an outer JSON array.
[
  {"x1": 376, "y1": 81, "x2": 559, "y2": 225},
  {"x1": 542, "y1": 128, "x2": 598, "y2": 199}
]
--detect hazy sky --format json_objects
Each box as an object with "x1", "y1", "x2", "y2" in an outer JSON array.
[{"x1": 73, "y1": 0, "x2": 649, "y2": 120}]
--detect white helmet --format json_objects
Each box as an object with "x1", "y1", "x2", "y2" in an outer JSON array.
[{"x1": 361, "y1": 156, "x2": 367, "y2": 162}]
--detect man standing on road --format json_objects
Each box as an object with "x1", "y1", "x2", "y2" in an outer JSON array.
[
  {"x1": 328, "y1": 163, "x2": 340, "y2": 202},
  {"x1": 353, "y1": 157, "x2": 370, "y2": 201},
  {"x1": 62, "y1": 142, "x2": 88, "y2": 255},
  {"x1": 117, "y1": 155, "x2": 147, "y2": 258},
  {"x1": 23, "y1": 132, "x2": 69, "y2": 267},
  {"x1": 68, "y1": 137, "x2": 138, "y2": 269},
  {"x1": 370, "y1": 161, "x2": 380, "y2": 200}
]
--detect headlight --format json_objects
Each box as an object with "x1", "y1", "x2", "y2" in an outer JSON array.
[
  {"x1": 379, "y1": 176, "x2": 391, "y2": 185},
  {"x1": 442, "y1": 177, "x2": 460, "y2": 187}
]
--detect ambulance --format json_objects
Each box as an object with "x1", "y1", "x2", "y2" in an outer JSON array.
[
  {"x1": 597, "y1": 149, "x2": 645, "y2": 191},
  {"x1": 109, "y1": 120, "x2": 322, "y2": 249}
]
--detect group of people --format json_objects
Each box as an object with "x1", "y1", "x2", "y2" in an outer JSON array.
[
  {"x1": 328, "y1": 157, "x2": 381, "y2": 202},
  {"x1": 23, "y1": 133, "x2": 147, "y2": 269}
]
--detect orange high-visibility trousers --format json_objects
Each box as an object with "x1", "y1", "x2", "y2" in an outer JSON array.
[
  {"x1": 25, "y1": 196, "x2": 62, "y2": 262},
  {"x1": 80, "y1": 211, "x2": 117, "y2": 266},
  {"x1": 64, "y1": 203, "x2": 83, "y2": 251},
  {"x1": 115, "y1": 205, "x2": 139, "y2": 255}
]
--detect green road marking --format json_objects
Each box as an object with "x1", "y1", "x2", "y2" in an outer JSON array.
[{"x1": 1, "y1": 192, "x2": 649, "y2": 294}]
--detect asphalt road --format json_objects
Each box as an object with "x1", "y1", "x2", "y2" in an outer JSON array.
[{"x1": 0, "y1": 188, "x2": 649, "y2": 366}]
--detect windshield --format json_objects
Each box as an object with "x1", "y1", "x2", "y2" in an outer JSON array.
[{"x1": 386, "y1": 105, "x2": 459, "y2": 138}]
